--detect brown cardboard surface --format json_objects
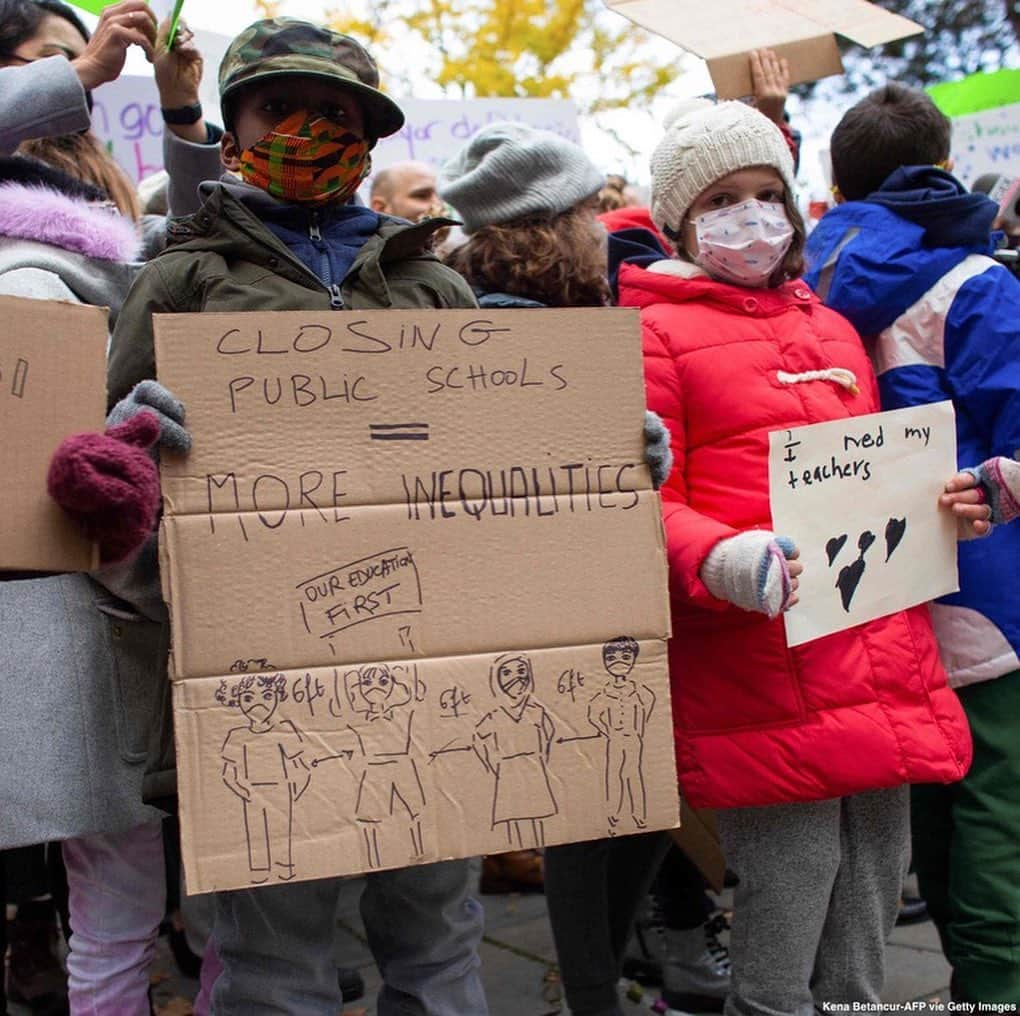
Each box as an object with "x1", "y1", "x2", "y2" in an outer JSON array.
[
  {"x1": 155, "y1": 308, "x2": 677, "y2": 893},
  {"x1": 606, "y1": 0, "x2": 922, "y2": 96},
  {"x1": 0, "y1": 296, "x2": 106, "y2": 572},
  {"x1": 670, "y1": 801, "x2": 725, "y2": 894}
]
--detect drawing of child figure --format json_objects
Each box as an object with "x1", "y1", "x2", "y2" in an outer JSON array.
[
  {"x1": 474, "y1": 654, "x2": 557, "y2": 848},
  {"x1": 587, "y1": 636, "x2": 655, "y2": 832},
  {"x1": 216, "y1": 672, "x2": 310, "y2": 884},
  {"x1": 325, "y1": 665, "x2": 427, "y2": 869}
]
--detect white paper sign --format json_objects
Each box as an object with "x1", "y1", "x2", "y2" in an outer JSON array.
[
  {"x1": 769, "y1": 401, "x2": 959, "y2": 647},
  {"x1": 948, "y1": 103, "x2": 1020, "y2": 188},
  {"x1": 372, "y1": 98, "x2": 581, "y2": 175}
]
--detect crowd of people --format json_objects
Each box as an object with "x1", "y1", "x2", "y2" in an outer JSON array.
[{"x1": 1, "y1": 2, "x2": 1019, "y2": 1015}]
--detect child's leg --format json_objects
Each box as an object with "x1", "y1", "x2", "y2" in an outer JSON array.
[
  {"x1": 920, "y1": 672, "x2": 1020, "y2": 1003},
  {"x1": 210, "y1": 876, "x2": 342, "y2": 1016},
  {"x1": 62, "y1": 818, "x2": 166, "y2": 1016},
  {"x1": 361, "y1": 858, "x2": 486, "y2": 1016},
  {"x1": 717, "y1": 799, "x2": 842, "y2": 1016},
  {"x1": 545, "y1": 833, "x2": 670, "y2": 1016},
  {"x1": 211, "y1": 873, "x2": 342, "y2": 1016},
  {"x1": 810, "y1": 786, "x2": 908, "y2": 1005}
]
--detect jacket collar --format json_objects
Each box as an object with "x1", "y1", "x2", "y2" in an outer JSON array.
[
  {"x1": 617, "y1": 259, "x2": 817, "y2": 315},
  {"x1": 166, "y1": 184, "x2": 452, "y2": 306},
  {"x1": 0, "y1": 181, "x2": 140, "y2": 262}
]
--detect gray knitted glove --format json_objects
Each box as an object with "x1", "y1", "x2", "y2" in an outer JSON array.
[
  {"x1": 964, "y1": 457, "x2": 1020, "y2": 525},
  {"x1": 106, "y1": 380, "x2": 191, "y2": 454},
  {"x1": 700, "y1": 531, "x2": 798, "y2": 619},
  {"x1": 644, "y1": 410, "x2": 673, "y2": 490}
]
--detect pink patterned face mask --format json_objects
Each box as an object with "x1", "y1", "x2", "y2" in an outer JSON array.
[{"x1": 692, "y1": 198, "x2": 794, "y2": 288}]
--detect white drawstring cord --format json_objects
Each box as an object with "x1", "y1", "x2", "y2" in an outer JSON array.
[{"x1": 777, "y1": 367, "x2": 860, "y2": 395}]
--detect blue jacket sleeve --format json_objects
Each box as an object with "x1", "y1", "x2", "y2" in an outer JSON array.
[{"x1": 943, "y1": 265, "x2": 1020, "y2": 460}]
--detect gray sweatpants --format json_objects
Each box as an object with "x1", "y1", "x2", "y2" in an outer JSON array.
[{"x1": 717, "y1": 786, "x2": 909, "y2": 1016}]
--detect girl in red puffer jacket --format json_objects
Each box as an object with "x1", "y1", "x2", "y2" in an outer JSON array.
[{"x1": 617, "y1": 99, "x2": 989, "y2": 1014}]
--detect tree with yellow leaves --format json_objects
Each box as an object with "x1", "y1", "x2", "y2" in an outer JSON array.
[{"x1": 319, "y1": 0, "x2": 681, "y2": 119}]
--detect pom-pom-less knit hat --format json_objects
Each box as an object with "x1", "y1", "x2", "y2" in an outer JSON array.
[
  {"x1": 650, "y1": 100, "x2": 796, "y2": 244},
  {"x1": 438, "y1": 122, "x2": 605, "y2": 234}
]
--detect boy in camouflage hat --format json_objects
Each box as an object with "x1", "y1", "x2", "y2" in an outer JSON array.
[{"x1": 107, "y1": 18, "x2": 487, "y2": 1016}]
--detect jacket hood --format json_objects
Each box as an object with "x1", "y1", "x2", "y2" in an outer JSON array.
[
  {"x1": 804, "y1": 169, "x2": 998, "y2": 335},
  {"x1": 0, "y1": 181, "x2": 140, "y2": 262},
  {"x1": 867, "y1": 166, "x2": 998, "y2": 249}
]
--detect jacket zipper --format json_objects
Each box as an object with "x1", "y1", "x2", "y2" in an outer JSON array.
[{"x1": 308, "y1": 211, "x2": 344, "y2": 309}]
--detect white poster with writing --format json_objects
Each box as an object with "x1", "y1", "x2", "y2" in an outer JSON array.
[
  {"x1": 769, "y1": 401, "x2": 959, "y2": 647},
  {"x1": 372, "y1": 98, "x2": 581, "y2": 175},
  {"x1": 948, "y1": 102, "x2": 1020, "y2": 188}
]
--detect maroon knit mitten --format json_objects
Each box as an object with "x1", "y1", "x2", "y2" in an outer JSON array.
[{"x1": 47, "y1": 411, "x2": 162, "y2": 564}]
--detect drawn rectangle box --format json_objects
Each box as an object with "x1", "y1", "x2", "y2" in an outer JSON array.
[
  {"x1": 155, "y1": 308, "x2": 677, "y2": 893},
  {"x1": 0, "y1": 296, "x2": 106, "y2": 572}
]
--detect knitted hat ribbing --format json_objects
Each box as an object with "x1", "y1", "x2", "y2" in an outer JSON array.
[
  {"x1": 650, "y1": 101, "x2": 796, "y2": 243},
  {"x1": 438, "y1": 122, "x2": 605, "y2": 234}
]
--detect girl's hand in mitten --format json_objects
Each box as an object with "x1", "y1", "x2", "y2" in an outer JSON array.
[
  {"x1": 47, "y1": 412, "x2": 163, "y2": 565},
  {"x1": 106, "y1": 380, "x2": 192, "y2": 455},
  {"x1": 644, "y1": 410, "x2": 674, "y2": 489},
  {"x1": 940, "y1": 466, "x2": 1005, "y2": 540},
  {"x1": 700, "y1": 531, "x2": 802, "y2": 618}
]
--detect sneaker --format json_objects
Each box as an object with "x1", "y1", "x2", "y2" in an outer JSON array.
[{"x1": 661, "y1": 912, "x2": 731, "y2": 1013}]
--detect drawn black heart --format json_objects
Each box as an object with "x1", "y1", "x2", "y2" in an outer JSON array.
[
  {"x1": 836, "y1": 558, "x2": 866, "y2": 613},
  {"x1": 825, "y1": 534, "x2": 848, "y2": 567},
  {"x1": 858, "y1": 530, "x2": 876, "y2": 555},
  {"x1": 885, "y1": 517, "x2": 907, "y2": 561}
]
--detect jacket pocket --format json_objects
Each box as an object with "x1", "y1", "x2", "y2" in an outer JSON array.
[{"x1": 94, "y1": 598, "x2": 170, "y2": 765}]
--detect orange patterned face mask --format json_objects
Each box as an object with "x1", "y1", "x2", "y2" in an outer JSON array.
[{"x1": 239, "y1": 110, "x2": 371, "y2": 206}]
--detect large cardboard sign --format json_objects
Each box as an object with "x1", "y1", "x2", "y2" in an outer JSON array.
[
  {"x1": 0, "y1": 297, "x2": 106, "y2": 572},
  {"x1": 156, "y1": 308, "x2": 676, "y2": 893},
  {"x1": 605, "y1": 0, "x2": 922, "y2": 98},
  {"x1": 769, "y1": 402, "x2": 958, "y2": 647}
]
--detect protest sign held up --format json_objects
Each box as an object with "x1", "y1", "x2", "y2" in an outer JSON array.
[
  {"x1": 155, "y1": 308, "x2": 676, "y2": 894},
  {"x1": 769, "y1": 402, "x2": 959, "y2": 647},
  {"x1": 0, "y1": 297, "x2": 107, "y2": 573}
]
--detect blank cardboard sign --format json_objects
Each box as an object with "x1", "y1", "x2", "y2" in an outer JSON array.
[
  {"x1": 0, "y1": 296, "x2": 106, "y2": 572},
  {"x1": 155, "y1": 308, "x2": 677, "y2": 893},
  {"x1": 605, "y1": 0, "x2": 923, "y2": 97}
]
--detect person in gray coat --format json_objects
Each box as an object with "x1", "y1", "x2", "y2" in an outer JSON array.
[{"x1": 0, "y1": 153, "x2": 185, "y2": 1015}]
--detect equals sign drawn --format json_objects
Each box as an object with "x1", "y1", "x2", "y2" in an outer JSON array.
[{"x1": 370, "y1": 422, "x2": 430, "y2": 441}]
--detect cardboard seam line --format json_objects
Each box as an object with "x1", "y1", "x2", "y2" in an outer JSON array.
[
  {"x1": 169, "y1": 635, "x2": 671, "y2": 687},
  {"x1": 161, "y1": 469, "x2": 655, "y2": 516}
]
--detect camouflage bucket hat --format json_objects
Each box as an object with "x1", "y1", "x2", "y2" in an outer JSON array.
[{"x1": 219, "y1": 18, "x2": 405, "y2": 142}]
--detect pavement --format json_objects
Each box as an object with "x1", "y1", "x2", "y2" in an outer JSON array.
[{"x1": 9, "y1": 873, "x2": 952, "y2": 1015}]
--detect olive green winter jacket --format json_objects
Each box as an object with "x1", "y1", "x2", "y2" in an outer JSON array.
[{"x1": 108, "y1": 182, "x2": 475, "y2": 405}]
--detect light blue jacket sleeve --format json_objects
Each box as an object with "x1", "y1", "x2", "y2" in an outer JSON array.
[{"x1": 0, "y1": 57, "x2": 89, "y2": 156}]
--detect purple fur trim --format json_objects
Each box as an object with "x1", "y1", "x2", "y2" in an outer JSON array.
[{"x1": 0, "y1": 182, "x2": 140, "y2": 261}]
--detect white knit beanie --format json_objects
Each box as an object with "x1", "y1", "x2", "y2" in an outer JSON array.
[
  {"x1": 438, "y1": 122, "x2": 605, "y2": 234},
  {"x1": 650, "y1": 100, "x2": 796, "y2": 244}
]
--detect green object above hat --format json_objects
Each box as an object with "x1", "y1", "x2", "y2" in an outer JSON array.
[{"x1": 218, "y1": 18, "x2": 405, "y2": 141}]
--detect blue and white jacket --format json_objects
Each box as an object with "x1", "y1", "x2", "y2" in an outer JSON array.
[{"x1": 806, "y1": 166, "x2": 1020, "y2": 689}]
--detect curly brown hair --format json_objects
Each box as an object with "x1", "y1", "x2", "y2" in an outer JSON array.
[{"x1": 445, "y1": 203, "x2": 610, "y2": 308}]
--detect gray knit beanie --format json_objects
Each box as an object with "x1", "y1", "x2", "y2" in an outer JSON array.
[
  {"x1": 650, "y1": 100, "x2": 796, "y2": 244},
  {"x1": 438, "y1": 122, "x2": 605, "y2": 234}
]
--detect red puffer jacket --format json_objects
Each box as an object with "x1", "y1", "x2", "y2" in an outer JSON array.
[{"x1": 619, "y1": 260, "x2": 972, "y2": 809}]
